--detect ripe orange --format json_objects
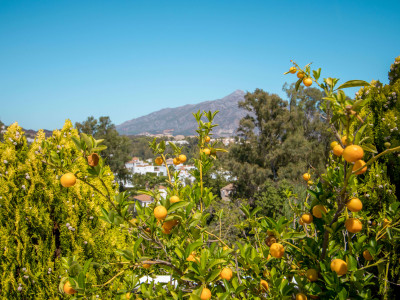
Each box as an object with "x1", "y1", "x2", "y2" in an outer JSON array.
[
  {"x1": 205, "y1": 136, "x2": 211, "y2": 143},
  {"x1": 345, "y1": 218, "x2": 362, "y2": 233},
  {"x1": 312, "y1": 205, "x2": 327, "y2": 218},
  {"x1": 60, "y1": 173, "x2": 76, "y2": 187},
  {"x1": 269, "y1": 243, "x2": 285, "y2": 258},
  {"x1": 220, "y1": 267, "x2": 233, "y2": 281},
  {"x1": 289, "y1": 66, "x2": 297, "y2": 73},
  {"x1": 296, "y1": 293, "x2": 308, "y2": 300},
  {"x1": 203, "y1": 148, "x2": 211, "y2": 155},
  {"x1": 383, "y1": 218, "x2": 391, "y2": 227},
  {"x1": 178, "y1": 154, "x2": 187, "y2": 163},
  {"x1": 342, "y1": 145, "x2": 364, "y2": 162},
  {"x1": 330, "y1": 259, "x2": 347, "y2": 275},
  {"x1": 173, "y1": 157, "x2": 181, "y2": 165},
  {"x1": 341, "y1": 136, "x2": 352, "y2": 146},
  {"x1": 353, "y1": 160, "x2": 367, "y2": 175},
  {"x1": 125, "y1": 292, "x2": 131, "y2": 299},
  {"x1": 301, "y1": 213, "x2": 313, "y2": 224},
  {"x1": 163, "y1": 219, "x2": 178, "y2": 230},
  {"x1": 306, "y1": 269, "x2": 318, "y2": 282},
  {"x1": 87, "y1": 153, "x2": 99, "y2": 167},
  {"x1": 297, "y1": 72, "x2": 305, "y2": 79},
  {"x1": 346, "y1": 198, "x2": 362, "y2": 212},
  {"x1": 162, "y1": 220, "x2": 177, "y2": 234},
  {"x1": 161, "y1": 226, "x2": 171, "y2": 234},
  {"x1": 303, "y1": 78, "x2": 312, "y2": 87},
  {"x1": 333, "y1": 145, "x2": 344, "y2": 156},
  {"x1": 129, "y1": 218, "x2": 138, "y2": 226},
  {"x1": 63, "y1": 281, "x2": 77, "y2": 295},
  {"x1": 155, "y1": 157, "x2": 163, "y2": 165},
  {"x1": 307, "y1": 180, "x2": 314, "y2": 185},
  {"x1": 265, "y1": 236, "x2": 277, "y2": 247},
  {"x1": 200, "y1": 288, "x2": 212, "y2": 300},
  {"x1": 302, "y1": 173, "x2": 311, "y2": 181},
  {"x1": 363, "y1": 250, "x2": 373, "y2": 261},
  {"x1": 260, "y1": 279, "x2": 269, "y2": 291},
  {"x1": 142, "y1": 263, "x2": 152, "y2": 269},
  {"x1": 154, "y1": 206, "x2": 167, "y2": 220},
  {"x1": 186, "y1": 254, "x2": 199, "y2": 263},
  {"x1": 170, "y1": 195, "x2": 180, "y2": 203},
  {"x1": 330, "y1": 141, "x2": 339, "y2": 149}
]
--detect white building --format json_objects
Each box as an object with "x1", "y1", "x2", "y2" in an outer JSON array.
[
  {"x1": 133, "y1": 194, "x2": 154, "y2": 210},
  {"x1": 125, "y1": 157, "x2": 167, "y2": 177}
]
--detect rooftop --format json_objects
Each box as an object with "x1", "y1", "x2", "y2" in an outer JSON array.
[{"x1": 134, "y1": 194, "x2": 153, "y2": 202}]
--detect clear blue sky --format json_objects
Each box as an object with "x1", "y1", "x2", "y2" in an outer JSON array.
[{"x1": 1, "y1": 0, "x2": 399, "y2": 130}]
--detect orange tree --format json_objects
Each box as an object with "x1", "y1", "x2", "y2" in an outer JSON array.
[
  {"x1": 0, "y1": 121, "x2": 130, "y2": 299},
  {"x1": 56, "y1": 61, "x2": 400, "y2": 299}
]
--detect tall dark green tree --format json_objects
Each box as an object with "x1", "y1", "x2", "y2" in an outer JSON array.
[
  {"x1": 76, "y1": 116, "x2": 132, "y2": 184},
  {"x1": 227, "y1": 86, "x2": 331, "y2": 206}
]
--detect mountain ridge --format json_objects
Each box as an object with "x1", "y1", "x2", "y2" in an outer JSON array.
[{"x1": 116, "y1": 90, "x2": 247, "y2": 137}]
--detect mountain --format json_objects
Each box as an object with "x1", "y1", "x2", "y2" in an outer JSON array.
[{"x1": 116, "y1": 90, "x2": 247, "y2": 137}]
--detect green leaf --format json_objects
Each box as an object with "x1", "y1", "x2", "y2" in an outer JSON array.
[
  {"x1": 313, "y1": 68, "x2": 321, "y2": 81},
  {"x1": 362, "y1": 144, "x2": 378, "y2": 153},
  {"x1": 208, "y1": 259, "x2": 226, "y2": 270},
  {"x1": 185, "y1": 241, "x2": 203, "y2": 259},
  {"x1": 337, "y1": 287, "x2": 348, "y2": 300},
  {"x1": 168, "y1": 201, "x2": 189, "y2": 213},
  {"x1": 92, "y1": 145, "x2": 107, "y2": 152},
  {"x1": 171, "y1": 291, "x2": 179, "y2": 300},
  {"x1": 133, "y1": 237, "x2": 143, "y2": 257},
  {"x1": 80, "y1": 133, "x2": 92, "y2": 151},
  {"x1": 250, "y1": 207, "x2": 262, "y2": 218},
  {"x1": 337, "y1": 80, "x2": 370, "y2": 90},
  {"x1": 200, "y1": 249, "x2": 208, "y2": 271},
  {"x1": 83, "y1": 258, "x2": 92, "y2": 276},
  {"x1": 240, "y1": 205, "x2": 250, "y2": 218},
  {"x1": 77, "y1": 273, "x2": 85, "y2": 289},
  {"x1": 352, "y1": 98, "x2": 370, "y2": 112},
  {"x1": 354, "y1": 124, "x2": 367, "y2": 145},
  {"x1": 71, "y1": 137, "x2": 82, "y2": 151},
  {"x1": 207, "y1": 269, "x2": 221, "y2": 282},
  {"x1": 346, "y1": 255, "x2": 357, "y2": 271}
]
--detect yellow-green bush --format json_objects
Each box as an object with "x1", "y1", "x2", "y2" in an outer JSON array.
[{"x1": 0, "y1": 121, "x2": 129, "y2": 299}]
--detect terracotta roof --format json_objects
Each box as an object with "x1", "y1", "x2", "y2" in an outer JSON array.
[
  {"x1": 221, "y1": 183, "x2": 234, "y2": 191},
  {"x1": 134, "y1": 194, "x2": 153, "y2": 202}
]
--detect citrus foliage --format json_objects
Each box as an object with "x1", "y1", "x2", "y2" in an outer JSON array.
[
  {"x1": 51, "y1": 58, "x2": 400, "y2": 300},
  {"x1": 0, "y1": 121, "x2": 129, "y2": 299},
  {"x1": 3, "y1": 58, "x2": 400, "y2": 299}
]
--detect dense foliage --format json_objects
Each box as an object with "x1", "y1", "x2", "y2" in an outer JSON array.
[
  {"x1": 76, "y1": 116, "x2": 133, "y2": 184},
  {"x1": 225, "y1": 84, "x2": 332, "y2": 218},
  {"x1": 52, "y1": 58, "x2": 399, "y2": 300},
  {"x1": 0, "y1": 121, "x2": 129, "y2": 299},
  {"x1": 1, "y1": 57, "x2": 400, "y2": 300}
]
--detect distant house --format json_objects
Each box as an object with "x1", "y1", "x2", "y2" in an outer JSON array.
[
  {"x1": 157, "y1": 185, "x2": 168, "y2": 198},
  {"x1": 133, "y1": 194, "x2": 154, "y2": 210},
  {"x1": 166, "y1": 158, "x2": 174, "y2": 165},
  {"x1": 220, "y1": 184, "x2": 234, "y2": 201}
]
